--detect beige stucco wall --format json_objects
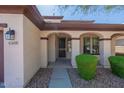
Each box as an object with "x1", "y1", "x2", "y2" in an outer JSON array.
[
  {"x1": 100, "y1": 40, "x2": 111, "y2": 68},
  {"x1": 71, "y1": 39, "x2": 80, "y2": 67},
  {"x1": 0, "y1": 27, "x2": 3, "y2": 31},
  {"x1": 48, "y1": 34, "x2": 56, "y2": 62},
  {"x1": 0, "y1": 14, "x2": 24, "y2": 87},
  {"x1": 23, "y1": 16, "x2": 41, "y2": 86},
  {"x1": 41, "y1": 30, "x2": 124, "y2": 38},
  {"x1": 0, "y1": 14, "x2": 41, "y2": 88},
  {"x1": 41, "y1": 39, "x2": 48, "y2": 67}
]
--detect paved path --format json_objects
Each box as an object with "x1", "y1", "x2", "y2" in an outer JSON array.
[
  {"x1": 0, "y1": 82, "x2": 4, "y2": 88},
  {"x1": 49, "y1": 68, "x2": 72, "y2": 88}
]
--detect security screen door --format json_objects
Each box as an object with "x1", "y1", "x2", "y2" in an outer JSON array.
[{"x1": 58, "y1": 38, "x2": 66, "y2": 58}]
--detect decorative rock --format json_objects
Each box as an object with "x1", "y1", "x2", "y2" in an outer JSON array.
[
  {"x1": 68, "y1": 68, "x2": 124, "y2": 88},
  {"x1": 25, "y1": 68, "x2": 53, "y2": 88}
]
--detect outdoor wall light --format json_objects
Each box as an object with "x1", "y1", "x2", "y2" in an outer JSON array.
[{"x1": 5, "y1": 28, "x2": 15, "y2": 40}]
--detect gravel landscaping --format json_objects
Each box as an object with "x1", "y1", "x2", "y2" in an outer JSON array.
[
  {"x1": 25, "y1": 68, "x2": 53, "y2": 88},
  {"x1": 68, "y1": 68, "x2": 124, "y2": 88}
]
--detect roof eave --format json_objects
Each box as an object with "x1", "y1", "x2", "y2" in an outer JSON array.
[
  {"x1": 0, "y1": 5, "x2": 45, "y2": 30},
  {"x1": 43, "y1": 23, "x2": 124, "y2": 31}
]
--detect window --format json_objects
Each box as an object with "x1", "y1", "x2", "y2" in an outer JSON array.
[
  {"x1": 83, "y1": 35, "x2": 99, "y2": 55},
  {"x1": 116, "y1": 39, "x2": 124, "y2": 46}
]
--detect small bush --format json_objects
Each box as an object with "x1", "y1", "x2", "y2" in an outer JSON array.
[
  {"x1": 109, "y1": 56, "x2": 124, "y2": 78},
  {"x1": 76, "y1": 54, "x2": 98, "y2": 80}
]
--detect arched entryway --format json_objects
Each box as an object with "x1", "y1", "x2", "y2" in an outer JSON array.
[
  {"x1": 80, "y1": 33, "x2": 103, "y2": 66},
  {"x1": 47, "y1": 33, "x2": 72, "y2": 68},
  {"x1": 111, "y1": 34, "x2": 124, "y2": 56}
]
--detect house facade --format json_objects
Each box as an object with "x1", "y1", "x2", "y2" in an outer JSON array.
[{"x1": 0, "y1": 5, "x2": 124, "y2": 88}]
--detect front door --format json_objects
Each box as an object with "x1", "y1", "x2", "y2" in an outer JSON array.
[
  {"x1": 0, "y1": 31, "x2": 4, "y2": 82},
  {"x1": 58, "y1": 38, "x2": 66, "y2": 58}
]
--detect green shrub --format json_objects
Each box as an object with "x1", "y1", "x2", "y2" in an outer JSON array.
[
  {"x1": 109, "y1": 56, "x2": 124, "y2": 78},
  {"x1": 75, "y1": 54, "x2": 98, "y2": 80}
]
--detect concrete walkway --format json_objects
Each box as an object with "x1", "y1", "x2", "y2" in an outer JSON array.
[
  {"x1": 0, "y1": 82, "x2": 4, "y2": 88},
  {"x1": 49, "y1": 68, "x2": 72, "y2": 88}
]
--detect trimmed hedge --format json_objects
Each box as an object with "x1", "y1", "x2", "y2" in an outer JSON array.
[
  {"x1": 108, "y1": 56, "x2": 124, "y2": 78},
  {"x1": 76, "y1": 54, "x2": 98, "y2": 80}
]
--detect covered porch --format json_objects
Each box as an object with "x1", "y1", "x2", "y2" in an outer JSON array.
[{"x1": 40, "y1": 31, "x2": 124, "y2": 68}]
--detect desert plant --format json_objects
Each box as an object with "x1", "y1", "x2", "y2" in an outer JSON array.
[
  {"x1": 76, "y1": 54, "x2": 98, "y2": 80},
  {"x1": 109, "y1": 56, "x2": 124, "y2": 78}
]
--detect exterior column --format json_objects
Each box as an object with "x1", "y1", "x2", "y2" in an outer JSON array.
[
  {"x1": 99, "y1": 39, "x2": 111, "y2": 68},
  {"x1": 48, "y1": 34, "x2": 56, "y2": 62},
  {"x1": 41, "y1": 38, "x2": 48, "y2": 68},
  {"x1": 71, "y1": 38, "x2": 80, "y2": 68},
  {"x1": 111, "y1": 37, "x2": 117, "y2": 56}
]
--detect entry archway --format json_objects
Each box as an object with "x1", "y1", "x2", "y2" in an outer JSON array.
[{"x1": 47, "y1": 32, "x2": 72, "y2": 67}]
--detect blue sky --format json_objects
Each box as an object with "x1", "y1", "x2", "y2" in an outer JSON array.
[{"x1": 37, "y1": 5, "x2": 124, "y2": 24}]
